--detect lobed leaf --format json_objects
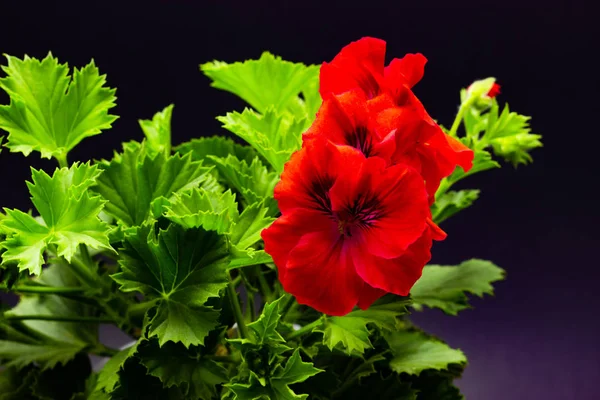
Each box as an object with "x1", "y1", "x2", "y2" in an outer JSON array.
[
  {"x1": 410, "y1": 259, "x2": 505, "y2": 315},
  {"x1": 0, "y1": 54, "x2": 117, "y2": 160}
]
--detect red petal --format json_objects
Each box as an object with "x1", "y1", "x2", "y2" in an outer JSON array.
[
  {"x1": 274, "y1": 140, "x2": 343, "y2": 214},
  {"x1": 329, "y1": 156, "x2": 429, "y2": 258},
  {"x1": 357, "y1": 283, "x2": 386, "y2": 310},
  {"x1": 261, "y1": 209, "x2": 332, "y2": 283},
  {"x1": 352, "y1": 226, "x2": 435, "y2": 296},
  {"x1": 488, "y1": 83, "x2": 501, "y2": 98},
  {"x1": 384, "y1": 53, "x2": 428, "y2": 89},
  {"x1": 320, "y1": 37, "x2": 386, "y2": 99},
  {"x1": 285, "y1": 230, "x2": 364, "y2": 316}
]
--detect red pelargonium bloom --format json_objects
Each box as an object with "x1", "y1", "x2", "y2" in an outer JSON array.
[
  {"x1": 261, "y1": 140, "x2": 446, "y2": 316},
  {"x1": 487, "y1": 83, "x2": 501, "y2": 98},
  {"x1": 319, "y1": 36, "x2": 427, "y2": 104},
  {"x1": 376, "y1": 101, "x2": 474, "y2": 197},
  {"x1": 304, "y1": 88, "x2": 473, "y2": 197}
]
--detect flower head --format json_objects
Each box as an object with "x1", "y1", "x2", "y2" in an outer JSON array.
[{"x1": 262, "y1": 140, "x2": 444, "y2": 315}]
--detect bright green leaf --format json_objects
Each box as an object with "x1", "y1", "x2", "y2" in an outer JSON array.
[
  {"x1": 201, "y1": 52, "x2": 318, "y2": 114},
  {"x1": 318, "y1": 296, "x2": 410, "y2": 356},
  {"x1": 92, "y1": 142, "x2": 219, "y2": 226},
  {"x1": 447, "y1": 150, "x2": 500, "y2": 185},
  {"x1": 0, "y1": 54, "x2": 117, "y2": 160},
  {"x1": 175, "y1": 136, "x2": 260, "y2": 166},
  {"x1": 113, "y1": 223, "x2": 229, "y2": 347},
  {"x1": 1, "y1": 163, "x2": 111, "y2": 275},
  {"x1": 485, "y1": 101, "x2": 542, "y2": 166},
  {"x1": 410, "y1": 259, "x2": 505, "y2": 315},
  {"x1": 386, "y1": 330, "x2": 466, "y2": 375},
  {"x1": 163, "y1": 188, "x2": 238, "y2": 233},
  {"x1": 217, "y1": 107, "x2": 305, "y2": 173},
  {"x1": 231, "y1": 202, "x2": 275, "y2": 250},
  {"x1": 139, "y1": 104, "x2": 173, "y2": 157},
  {"x1": 431, "y1": 189, "x2": 480, "y2": 224},
  {"x1": 247, "y1": 296, "x2": 286, "y2": 345},
  {"x1": 228, "y1": 248, "x2": 273, "y2": 270},
  {"x1": 209, "y1": 154, "x2": 279, "y2": 215}
]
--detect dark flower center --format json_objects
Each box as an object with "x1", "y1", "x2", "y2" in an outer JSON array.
[
  {"x1": 308, "y1": 174, "x2": 335, "y2": 214},
  {"x1": 345, "y1": 126, "x2": 374, "y2": 157},
  {"x1": 336, "y1": 192, "x2": 384, "y2": 237}
]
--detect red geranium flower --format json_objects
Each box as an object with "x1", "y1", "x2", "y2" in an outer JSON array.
[
  {"x1": 304, "y1": 88, "x2": 473, "y2": 198},
  {"x1": 261, "y1": 140, "x2": 446, "y2": 316},
  {"x1": 319, "y1": 36, "x2": 427, "y2": 104}
]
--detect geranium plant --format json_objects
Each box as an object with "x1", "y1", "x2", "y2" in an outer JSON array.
[{"x1": 0, "y1": 37, "x2": 541, "y2": 399}]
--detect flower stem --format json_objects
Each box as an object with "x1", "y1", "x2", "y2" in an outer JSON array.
[
  {"x1": 279, "y1": 294, "x2": 296, "y2": 321},
  {"x1": 204, "y1": 355, "x2": 240, "y2": 364},
  {"x1": 56, "y1": 153, "x2": 69, "y2": 169},
  {"x1": 255, "y1": 267, "x2": 272, "y2": 302},
  {"x1": 90, "y1": 343, "x2": 119, "y2": 357},
  {"x1": 448, "y1": 102, "x2": 467, "y2": 138},
  {"x1": 62, "y1": 256, "x2": 98, "y2": 288},
  {"x1": 0, "y1": 284, "x2": 86, "y2": 295},
  {"x1": 227, "y1": 281, "x2": 249, "y2": 339},
  {"x1": 4, "y1": 314, "x2": 114, "y2": 323},
  {"x1": 286, "y1": 317, "x2": 324, "y2": 340}
]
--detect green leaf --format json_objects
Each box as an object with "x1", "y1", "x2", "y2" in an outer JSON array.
[
  {"x1": 163, "y1": 188, "x2": 238, "y2": 233},
  {"x1": 431, "y1": 190, "x2": 480, "y2": 224},
  {"x1": 0, "y1": 264, "x2": 99, "y2": 369},
  {"x1": 209, "y1": 154, "x2": 279, "y2": 215},
  {"x1": 319, "y1": 296, "x2": 410, "y2": 356},
  {"x1": 1, "y1": 163, "x2": 111, "y2": 275},
  {"x1": 139, "y1": 104, "x2": 173, "y2": 157},
  {"x1": 217, "y1": 108, "x2": 305, "y2": 173},
  {"x1": 138, "y1": 340, "x2": 228, "y2": 400},
  {"x1": 92, "y1": 141, "x2": 218, "y2": 226},
  {"x1": 0, "y1": 53, "x2": 117, "y2": 160},
  {"x1": 447, "y1": 149, "x2": 500, "y2": 185},
  {"x1": 485, "y1": 102, "x2": 542, "y2": 166},
  {"x1": 410, "y1": 259, "x2": 505, "y2": 315},
  {"x1": 227, "y1": 349, "x2": 322, "y2": 400},
  {"x1": 228, "y1": 248, "x2": 273, "y2": 270},
  {"x1": 247, "y1": 296, "x2": 286, "y2": 345},
  {"x1": 175, "y1": 136, "x2": 260, "y2": 166},
  {"x1": 231, "y1": 202, "x2": 275, "y2": 250},
  {"x1": 201, "y1": 52, "x2": 318, "y2": 114},
  {"x1": 113, "y1": 223, "x2": 229, "y2": 347},
  {"x1": 94, "y1": 340, "x2": 141, "y2": 394},
  {"x1": 386, "y1": 330, "x2": 467, "y2": 375}
]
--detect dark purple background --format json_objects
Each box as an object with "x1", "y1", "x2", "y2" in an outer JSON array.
[{"x1": 1, "y1": 1, "x2": 599, "y2": 398}]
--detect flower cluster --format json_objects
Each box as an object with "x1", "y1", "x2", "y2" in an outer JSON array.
[{"x1": 262, "y1": 37, "x2": 474, "y2": 316}]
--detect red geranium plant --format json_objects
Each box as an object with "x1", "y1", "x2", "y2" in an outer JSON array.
[{"x1": 0, "y1": 37, "x2": 541, "y2": 399}]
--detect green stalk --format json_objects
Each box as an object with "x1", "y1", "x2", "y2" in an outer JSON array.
[
  {"x1": 4, "y1": 314, "x2": 114, "y2": 324},
  {"x1": 56, "y1": 153, "x2": 69, "y2": 169},
  {"x1": 61, "y1": 256, "x2": 98, "y2": 288},
  {"x1": 204, "y1": 355, "x2": 241, "y2": 364},
  {"x1": 286, "y1": 317, "x2": 324, "y2": 340},
  {"x1": 0, "y1": 284, "x2": 86, "y2": 295},
  {"x1": 227, "y1": 281, "x2": 249, "y2": 339},
  {"x1": 448, "y1": 101, "x2": 468, "y2": 138},
  {"x1": 279, "y1": 294, "x2": 296, "y2": 321},
  {"x1": 255, "y1": 266, "x2": 273, "y2": 302},
  {"x1": 89, "y1": 343, "x2": 119, "y2": 357}
]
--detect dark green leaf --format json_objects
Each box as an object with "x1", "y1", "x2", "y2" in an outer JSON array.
[{"x1": 113, "y1": 223, "x2": 229, "y2": 347}]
